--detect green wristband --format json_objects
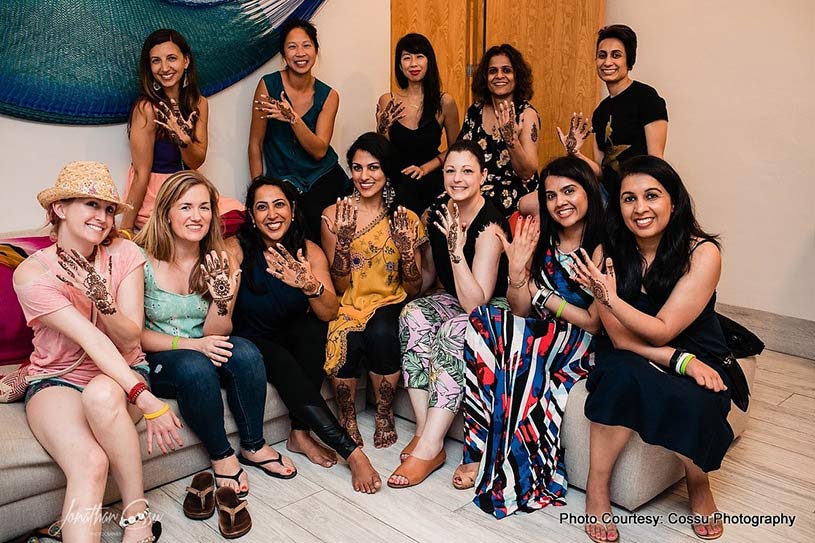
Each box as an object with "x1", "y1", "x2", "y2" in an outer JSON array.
[
  {"x1": 171, "y1": 335, "x2": 180, "y2": 350},
  {"x1": 679, "y1": 353, "x2": 695, "y2": 375},
  {"x1": 555, "y1": 299, "x2": 568, "y2": 319}
]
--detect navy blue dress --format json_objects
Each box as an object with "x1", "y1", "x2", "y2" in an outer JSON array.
[{"x1": 584, "y1": 290, "x2": 734, "y2": 472}]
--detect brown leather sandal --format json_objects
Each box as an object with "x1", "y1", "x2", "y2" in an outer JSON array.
[
  {"x1": 400, "y1": 435, "x2": 420, "y2": 462},
  {"x1": 387, "y1": 449, "x2": 446, "y2": 488},
  {"x1": 215, "y1": 487, "x2": 252, "y2": 539},
  {"x1": 183, "y1": 472, "x2": 215, "y2": 520}
]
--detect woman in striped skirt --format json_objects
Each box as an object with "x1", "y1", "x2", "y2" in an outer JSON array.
[{"x1": 462, "y1": 155, "x2": 605, "y2": 518}]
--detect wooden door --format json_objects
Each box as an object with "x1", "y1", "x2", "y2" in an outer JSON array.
[
  {"x1": 390, "y1": 0, "x2": 483, "y2": 134},
  {"x1": 485, "y1": 0, "x2": 605, "y2": 164}
]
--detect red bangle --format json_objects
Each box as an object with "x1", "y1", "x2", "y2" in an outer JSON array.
[{"x1": 127, "y1": 382, "x2": 148, "y2": 404}]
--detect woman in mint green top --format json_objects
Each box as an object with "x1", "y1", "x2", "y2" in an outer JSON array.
[
  {"x1": 248, "y1": 18, "x2": 348, "y2": 241},
  {"x1": 136, "y1": 170, "x2": 298, "y2": 502}
]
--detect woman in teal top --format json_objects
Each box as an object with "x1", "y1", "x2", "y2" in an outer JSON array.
[
  {"x1": 248, "y1": 18, "x2": 348, "y2": 241},
  {"x1": 136, "y1": 170, "x2": 299, "y2": 508}
]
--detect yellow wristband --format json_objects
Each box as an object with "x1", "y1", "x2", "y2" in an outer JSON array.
[
  {"x1": 555, "y1": 299, "x2": 568, "y2": 319},
  {"x1": 143, "y1": 403, "x2": 170, "y2": 420},
  {"x1": 171, "y1": 335, "x2": 180, "y2": 350}
]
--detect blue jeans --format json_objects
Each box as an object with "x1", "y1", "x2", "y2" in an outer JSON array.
[{"x1": 146, "y1": 336, "x2": 267, "y2": 460}]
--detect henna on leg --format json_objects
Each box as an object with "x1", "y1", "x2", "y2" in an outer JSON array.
[
  {"x1": 371, "y1": 372, "x2": 400, "y2": 449},
  {"x1": 332, "y1": 378, "x2": 362, "y2": 447}
]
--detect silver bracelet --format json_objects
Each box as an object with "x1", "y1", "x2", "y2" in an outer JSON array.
[
  {"x1": 119, "y1": 505, "x2": 151, "y2": 528},
  {"x1": 531, "y1": 286, "x2": 554, "y2": 315}
]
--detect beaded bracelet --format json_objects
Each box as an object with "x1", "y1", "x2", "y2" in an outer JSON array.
[
  {"x1": 118, "y1": 505, "x2": 151, "y2": 528},
  {"x1": 143, "y1": 403, "x2": 170, "y2": 420},
  {"x1": 127, "y1": 382, "x2": 148, "y2": 405}
]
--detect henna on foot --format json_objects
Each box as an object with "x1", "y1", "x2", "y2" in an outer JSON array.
[
  {"x1": 335, "y1": 382, "x2": 363, "y2": 447},
  {"x1": 373, "y1": 379, "x2": 397, "y2": 449}
]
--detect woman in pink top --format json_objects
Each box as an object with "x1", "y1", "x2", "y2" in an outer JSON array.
[{"x1": 13, "y1": 162, "x2": 182, "y2": 543}]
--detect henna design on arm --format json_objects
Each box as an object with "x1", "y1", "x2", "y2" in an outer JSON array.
[{"x1": 530, "y1": 122, "x2": 538, "y2": 143}]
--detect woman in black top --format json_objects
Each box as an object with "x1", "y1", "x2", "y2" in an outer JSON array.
[
  {"x1": 376, "y1": 33, "x2": 460, "y2": 215},
  {"x1": 573, "y1": 156, "x2": 729, "y2": 542},
  {"x1": 226, "y1": 176, "x2": 381, "y2": 494}
]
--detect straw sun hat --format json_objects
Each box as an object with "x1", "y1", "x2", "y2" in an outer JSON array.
[{"x1": 37, "y1": 161, "x2": 131, "y2": 214}]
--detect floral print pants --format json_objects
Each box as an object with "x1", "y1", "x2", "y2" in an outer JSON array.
[{"x1": 399, "y1": 293, "x2": 509, "y2": 412}]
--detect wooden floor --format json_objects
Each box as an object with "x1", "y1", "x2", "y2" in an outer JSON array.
[{"x1": 99, "y1": 350, "x2": 814, "y2": 543}]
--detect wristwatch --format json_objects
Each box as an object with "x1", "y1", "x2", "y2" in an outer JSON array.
[{"x1": 306, "y1": 282, "x2": 325, "y2": 298}]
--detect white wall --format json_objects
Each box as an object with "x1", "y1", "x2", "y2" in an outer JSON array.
[
  {"x1": 606, "y1": 0, "x2": 815, "y2": 320},
  {"x1": 0, "y1": 0, "x2": 390, "y2": 233}
]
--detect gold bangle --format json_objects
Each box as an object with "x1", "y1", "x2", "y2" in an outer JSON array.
[
  {"x1": 143, "y1": 403, "x2": 170, "y2": 420},
  {"x1": 508, "y1": 274, "x2": 529, "y2": 289},
  {"x1": 120, "y1": 229, "x2": 133, "y2": 240}
]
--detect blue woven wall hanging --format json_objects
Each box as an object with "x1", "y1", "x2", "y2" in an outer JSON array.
[{"x1": 0, "y1": 0, "x2": 327, "y2": 125}]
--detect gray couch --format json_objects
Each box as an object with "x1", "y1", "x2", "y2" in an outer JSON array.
[
  {"x1": 0, "y1": 379, "x2": 365, "y2": 542},
  {"x1": 392, "y1": 355, "x2": 756, "y2": 512}
]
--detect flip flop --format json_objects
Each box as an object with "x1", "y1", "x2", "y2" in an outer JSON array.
[
  {"x1": 183, "y1": 472, "x2": 215, "y2": 520},
  {"x1": 691, "y1": 511, "x2": 724, "y2": 540},
  {"x1": 387, "y1": 449, "x2": 446, "y2": 489},
  {"x1": 400, "y1": 435, "x2": 420, "y2": 462},
  {"x1": 238, "y1": 452, "x2": 297, "y2": 480},
  {"x1": 215, "y1": 487, "x2": 252, "y2": 539},
  {"x1": 584, "y1": 521, "x2": 620, "y2": 543},
  {"x1": 213, "y1": 467, "x2": 249, "y2": 498},
  {"x1": 451, "y1": 463, "x2": 477, "y2": 490}
]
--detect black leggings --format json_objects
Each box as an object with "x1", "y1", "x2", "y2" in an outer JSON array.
[
  {"x1": 301, "y1": 164, "x2": 350, "y2": 243},
  {"x1": 249, "y1": 312, "x2": 357, "y2": 459},
  {"x1": 337, "y1": 303, "x2": 403, "y2": 379}
]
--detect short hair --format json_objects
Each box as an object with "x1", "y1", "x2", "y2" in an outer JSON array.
[
  {"x1": 596, "y1": 25, "x2": 637, "y2": 70},
  {"x1": 279, "y1": 18, "x2": 319, "y2": 55},
  {"x1": 445, "y1": 139, "x2": 486, "y2": 171},
  {"x1": 471, "y1": 44, "x2": 533, "y2": 104}
]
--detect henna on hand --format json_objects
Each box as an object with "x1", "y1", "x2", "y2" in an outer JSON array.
[
  {"x1": 277, "y1": 92, "x2": 297, "y2": 124},
  {"x1": 201, "y1": 251, "x2": 234, "y2": 316},
  {"x1": 589, "y1": 277, "x2": 611, "y2": 307},
  {"x1": 56, "y1": 246, "x2": 117, "y2": 315},
  {"x1": 376, "y1": 99, "x2": 405, "y2": 136}
]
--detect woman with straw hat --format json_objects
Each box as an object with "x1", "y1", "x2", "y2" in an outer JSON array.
[{"x1": 12, "y1": 161, "x2": 182, "y2": 542}]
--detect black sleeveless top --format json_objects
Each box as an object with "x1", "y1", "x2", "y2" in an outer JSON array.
[
  {"x1": 427, "y1": 196, "x2": 509, "y2": 299},
  {"x1": 389, "y1": 119, "x2": 443, "y2": 171},
  {"x1": 232, "y1": 246, "x2": 309, "y2": 339}
]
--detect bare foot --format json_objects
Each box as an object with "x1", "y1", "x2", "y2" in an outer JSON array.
[
  {"x1": 241, "y1": 444, "x2": 296, "y2": 477},
  {"x1": 347, "y1": 448, "x2": 381, "y2": 494},
  {"x1": 212, "y1": 455, "x2": 249, "y2": 495},
  {"x1": 287, "y1": 430, "x2": 337, "y2": 468}
]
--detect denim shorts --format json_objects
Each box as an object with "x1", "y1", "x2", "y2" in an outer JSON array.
[{"x1": 24, "y1": 364, "x2": 150, "y2": 404}]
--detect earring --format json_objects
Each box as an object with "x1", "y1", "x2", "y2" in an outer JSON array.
[
  {"x1": 182, "y1": 69, "x2": 189, "y2": 89},
  {"x1": 384, "y1": 180, "x2": 396, "y2": 209},
  {"x1": 152, "y1": 80, "x2": 161, "y2": 92}
]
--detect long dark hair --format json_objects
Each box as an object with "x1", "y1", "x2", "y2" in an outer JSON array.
[
  {"x1": 237, "y1": 176, "x2": 307, "y2": 295},
  {"x1": 606, "y1": 156, "x2": 720, "y2": 304},
  {"x1": 128, "y1": 29, "x2": 201, "y2": 142},
  {"x1": 394, "y1": 33, "x2": 442, "y2": 127},
  {"x1": 531, "y1": 155, "x2": 604, "y2": 284},
  {"x1": 346, "y1": 132, "x2": 399, "y2": 214},
  {"x1": 471, "y1": 44, "x2": 533, "y2": 104}
]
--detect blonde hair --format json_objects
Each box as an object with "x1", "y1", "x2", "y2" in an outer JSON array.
[{"x1": 134, "y1": 170, "x2": 226, "y2": 297}]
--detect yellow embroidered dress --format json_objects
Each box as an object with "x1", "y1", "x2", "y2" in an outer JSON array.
[{"x1": 324, "y1": 209, "x2": 427, "y2": 375}]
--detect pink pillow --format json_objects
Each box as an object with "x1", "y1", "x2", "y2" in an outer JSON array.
[{"x1": 0, "y1": 236, "x2": 51, "y2": 366}]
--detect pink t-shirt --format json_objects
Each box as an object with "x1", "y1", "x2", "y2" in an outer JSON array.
[{"x1": 14, "y1": 239, "x2": 147, "y2": 386}]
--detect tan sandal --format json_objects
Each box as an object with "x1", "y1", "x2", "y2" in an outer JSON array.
[
  {"x1": 400, "y1": 436, "x2": 420, "y2": 462},
  {"x1": 215, "y1": 487, "x2": 252, "y2": 539},
  {"x1": 451, "y1": 463, "x2": 477, "y2": 490},
  {"x1": 387, "y1": 450, "x2": 446, "y2": 489}
]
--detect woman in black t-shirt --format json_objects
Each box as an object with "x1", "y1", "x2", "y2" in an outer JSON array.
[
  {"x1": 519, "y1": 25, "x2": 668, "y2": 215},
  {"x1": 571, "y1": 25, "x2": 668, "y2": 193}
]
